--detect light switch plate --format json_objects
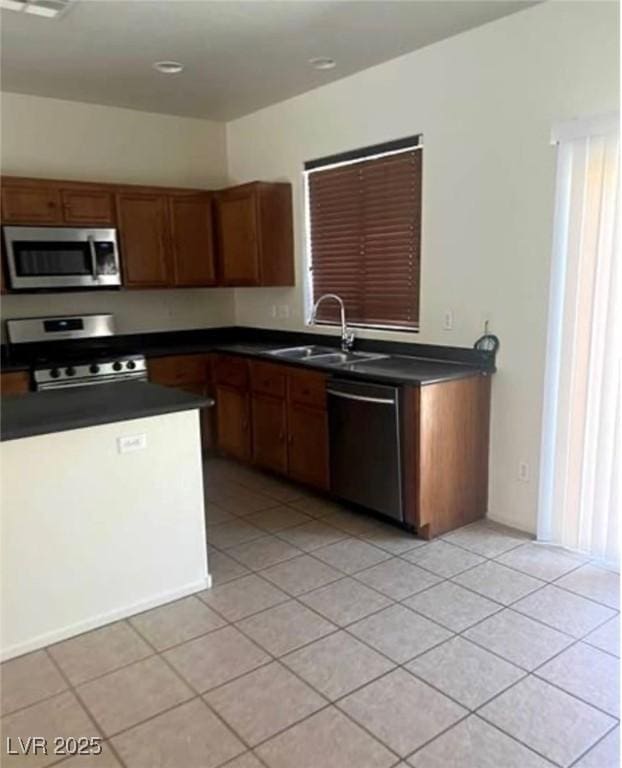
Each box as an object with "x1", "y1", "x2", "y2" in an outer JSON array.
[{"x1": 117, "y1": 434, "x2": 147, "y2": 453}]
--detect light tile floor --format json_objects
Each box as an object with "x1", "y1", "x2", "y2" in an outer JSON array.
[{"x1": 1, "y1": 457, "x2": 619, "y2": 768}]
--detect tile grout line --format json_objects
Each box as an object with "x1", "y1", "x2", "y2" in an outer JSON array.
[
  {"x1": 566, "y1": 721, "x2": 620, "y2": 768},
  {"x1": 6, "y1": 465, "x2": 618, "y2": 768},
  {"x1": 121, "y1": 611, "x2": 274, "y2": 764},
  {"x1": 42, "y1": 648, "x2": 131, "y2": 768},
  {"x1": 207, "y1": 462, "x2": 619, "y2": 764}
]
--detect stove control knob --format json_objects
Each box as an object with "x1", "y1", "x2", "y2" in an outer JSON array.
[
  {"x1": 126, "y1": 360, "x2": 136, "y2": 370},
  {"x1": 65, "y1": 366, "x2": 76, "y2": 377},
  {"x1": 89, "y1": 364, "x2": 100, "y2": 374},
  {"x1": 112, "y1": 361, "x2": 123, "y2": 371},
  {"x1": 50, "y1": 367, "x2": 61, "y2": 379}
]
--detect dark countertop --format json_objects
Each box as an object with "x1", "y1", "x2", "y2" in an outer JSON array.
[
  {"x1": 1, "y1": 381, "x2": 213, "y2": 442},
  {"x1": 1, "y1": 325, "x2": 496, "y2": 385},
  {"x1": 209, "y1": 343, "x2": 487, "y2": 385}
]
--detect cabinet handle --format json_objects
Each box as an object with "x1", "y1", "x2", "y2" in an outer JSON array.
[{"x1": 287, "y1": 434, "x2": 293, "y2": 445}]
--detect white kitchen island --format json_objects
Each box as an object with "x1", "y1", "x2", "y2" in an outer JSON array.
[{"x1": 0, "y1": 382, "x2": 211, "y2": 661}]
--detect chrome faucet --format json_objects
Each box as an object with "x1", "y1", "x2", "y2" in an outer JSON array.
[{"x1": 311, "y1": 293, "x2": 355, "y2": 352}]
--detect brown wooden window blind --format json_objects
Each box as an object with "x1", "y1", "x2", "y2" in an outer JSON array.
[{"x1": 306, "y1": 138, "x2": 422, "y2": 330}]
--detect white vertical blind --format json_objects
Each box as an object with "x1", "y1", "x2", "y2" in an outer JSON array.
[{"x1": 538, "y1": 116, "x2": 620, "y2": 565}]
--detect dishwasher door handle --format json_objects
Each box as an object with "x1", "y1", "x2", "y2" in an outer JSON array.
[{"x1": 326, "y1": 389, "x2": 396, "y2": 405}]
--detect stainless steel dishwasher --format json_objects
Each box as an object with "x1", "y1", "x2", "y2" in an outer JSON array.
[{"x1": 327, "y1": 377, "x2": 403, "y2": 522}]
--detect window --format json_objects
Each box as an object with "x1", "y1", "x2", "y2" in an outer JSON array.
[{"x1": 304, "y1": 136, "x2": 422, "y2": 331}]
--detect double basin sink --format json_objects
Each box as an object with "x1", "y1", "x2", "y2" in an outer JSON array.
[{"x1": 266, "y1": 345, "x2": 388, "y2": 367}]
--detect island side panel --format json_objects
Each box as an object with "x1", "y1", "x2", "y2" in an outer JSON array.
[
  {"x1": 411, "y1": 375, "x2": 491, "y2": 539},
  {"x1": 1, "y1": 409, "x2": 209, "y2": 660}
]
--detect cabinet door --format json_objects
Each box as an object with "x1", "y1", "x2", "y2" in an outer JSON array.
[
  {"x1": 116, "y1": 193, "x2": 172, "y2": 287},
  {"x1": 1, "y1": 185, "x2": 62, "y2": 224},
  {"x1": 61, "y1": 189, "x2": 115, "y2": 225},
  {"x1": 252, "y1": 394, "x2": 287, "y2": 473},
  {"x1": 0, "y1": 371, "x2": 30, "y2": 395},
  {"x1": 216, "y1": 191, "x2": 260, "y2": 285},
  {"x1": 169, "y1": 194, "x2": 216, "y2": 286},
  {"x1": 176, "y1": 382, "x2": 213, "y2": 453},
  {"x1": 216, "y1": 385, "x2": 251, "y2": 461},
  {"x1": 287, "y1": 404, "x2": 329, "y2": 490}
]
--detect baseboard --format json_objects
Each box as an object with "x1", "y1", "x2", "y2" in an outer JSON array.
[
  {"x1": 486, "y1": 512, "x2": 535, "y2": 537},
  {"x1": 1, "y1": 574, "x2": 212, "y2": 662}
]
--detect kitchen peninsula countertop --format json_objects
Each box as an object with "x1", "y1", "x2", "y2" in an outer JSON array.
[{"x1": 1, "y1": 381, "x2": 213, "y2": 441}]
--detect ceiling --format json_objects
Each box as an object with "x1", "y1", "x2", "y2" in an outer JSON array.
[{"x1": 1, "y1": 1, "x2": 538, "y2": 121}]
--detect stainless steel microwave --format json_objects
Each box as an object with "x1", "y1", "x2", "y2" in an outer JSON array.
[{"x1": 3, "y1": 226, "x2": 121, "y2": 290}]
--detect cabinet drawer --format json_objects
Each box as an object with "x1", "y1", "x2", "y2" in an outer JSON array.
[
  {"x1": 288, "y1": 369, "x2": 327, "y2": 409},
  {"x1": 212, "y1": 355, "x2": 249, "y2": 390},
  {"x1": 250, "y1": 361, "x2": 286, "y2": 398},
  {"x1": 148, "y1": 354, "x2": 209, "y2": 386}
]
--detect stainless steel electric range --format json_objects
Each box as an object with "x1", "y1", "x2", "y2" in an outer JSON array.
[{"x1": 6, "y1": 314, "x2": 147, "y2": 391}]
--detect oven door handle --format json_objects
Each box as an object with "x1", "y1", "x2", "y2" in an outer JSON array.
[{"x1": 87, "y1": 236, "x2": 98, "y2": 282}]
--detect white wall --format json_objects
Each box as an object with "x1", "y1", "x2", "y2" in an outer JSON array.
[
  {"x1": 0, "y1": 289, "x2": 235, "y2": 335},
  {"x1": 0, "y1": 92, "x2": 234, "y2": 333},
  {"x1": 1, "y1": 92, "x2": 228, "y2": 187},
  {"x1": 1, "y1": 410, "x2": 209, "y2": 659},
  {"x1": 226, "y1": 1, "x2": 620, "y2": 533}
]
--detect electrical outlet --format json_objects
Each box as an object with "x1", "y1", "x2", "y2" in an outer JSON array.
[
  {"x1": 117, "y1": 434, "x2": 147, "y2": 454},
  {"x1": 270, "y1": 305, "x2": 278, "y2": 319},
  {"x1": 518, "y1": 461, "x2": 530, "y2": 482},
  {"x1": 443, "y1": 309, "x2": 454, "y2": 331}
]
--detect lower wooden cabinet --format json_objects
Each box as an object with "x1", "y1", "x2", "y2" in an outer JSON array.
[
  {"x1": 287, "y1": 402, "x2": 329, "y2": 490},
  {"x1": 0, "y1": 371, "x2": 31, "y2": 395},
  {"x1": 212, "y1": 355, "x2": 329, "y2": 490},
  {"x1": 216, "y1": 385, "x2": 251, "y2": 461},
  {"x1": 252, "y1": 392, "x2": 288, "y2": 473},
  {"x1": 151, "y1": 352, "x2": 491, "y2": 536},
  {"x1": 147, "y1": 354, "x2": 214, "y2": 451}
]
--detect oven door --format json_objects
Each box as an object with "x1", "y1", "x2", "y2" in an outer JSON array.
[{"x1": 3, "y1": 226, "x2": 121, "y2": 290}]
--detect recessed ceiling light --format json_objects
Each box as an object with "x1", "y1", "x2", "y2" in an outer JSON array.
[
  {"x1": 309, "y1": 57, "x2": 336, "y2": 71},
  {"x1": 153, "y1": 61, "x2": 184, "y2": 75},
  {"x1": 0, "y1": 0, "x2": 74, "y2": 18}
]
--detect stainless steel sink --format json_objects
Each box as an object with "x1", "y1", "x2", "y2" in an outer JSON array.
[
  {"x1": 309, "y1": 351, "x2": 388, "y2": 365},
  {"x1": 266, "y1": 345, "x2": 387, "y2": 366},
  {"x1": 266, "y1": 345, "x2": 335, "y2": 359}
]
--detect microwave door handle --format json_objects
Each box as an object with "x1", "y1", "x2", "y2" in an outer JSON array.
[{"x1": 87, "y1": 236, "x2": 97, "y2": 282}]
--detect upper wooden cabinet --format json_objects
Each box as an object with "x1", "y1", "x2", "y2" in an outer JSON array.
[
  {"x1": 1, "y1": 176, "x2": 294, "y2": 290},
  {"x1": 118, "y1": 191, "x2": 216, "y2": 289},
  {"x1": 61, "y1": 189, "x2": 115, "y2": 225},
  {"x1": 1, "y1": 177, "x2": 116, "y2": 226},
  {"x1": 168, "y1": 194, "x2": 216, "y2": 287},
  {"x1": 215, "y1": 182, "x2": 294, "y2": 287},
  {"x1": 1, "y1": 184, "x2": 62, "y2": 224},
  {"x1": 116, "y1": 193, "x2": 171, "y2": 288}
]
